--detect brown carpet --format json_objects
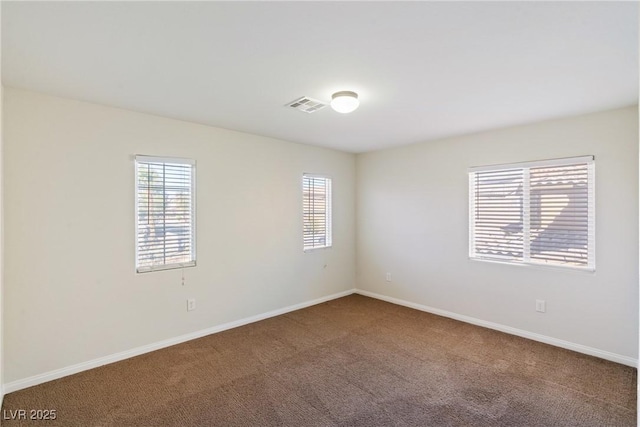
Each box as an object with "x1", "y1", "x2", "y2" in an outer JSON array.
[{"x1": 1, "y1": 294, "x2": 636, "y2": 426}]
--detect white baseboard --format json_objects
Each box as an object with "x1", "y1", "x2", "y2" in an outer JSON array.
[
  {"x1": 355, "y1": 289, "x2": 638, "y2": 368},
  {"x1": 3, "y1": 289, "x2": 356, "y2": 394},
  {"x1": 5, "y1": 287, "x2": 636, "y2": 394}
]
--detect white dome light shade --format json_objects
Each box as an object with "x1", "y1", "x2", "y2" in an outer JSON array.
[{"x1": 331, "y1": 91, "x2": 359, "y2": 113}]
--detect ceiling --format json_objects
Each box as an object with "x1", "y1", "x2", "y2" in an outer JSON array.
[{"x1": 2, "y1": 2, "x2": 637, "y2": 153}]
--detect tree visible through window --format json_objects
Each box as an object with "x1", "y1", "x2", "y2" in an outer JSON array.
[
  {"x1": 135, "y1": 156, "x2": 196, "y2": 272},
  {"x1": 469, "y1": 156, "x2": 594, "y2": 270},
  {"x1": 303, "y1": 175, "x2": 332, "y2": 251}
]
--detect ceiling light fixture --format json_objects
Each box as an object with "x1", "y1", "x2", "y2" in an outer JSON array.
[{"x1": 330, "y1": 91, "x2": 359, "y2": 114}]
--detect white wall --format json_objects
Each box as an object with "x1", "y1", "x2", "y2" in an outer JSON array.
[
  {"x1": 357, "y1": 107, "x2": 639, "y2": 361},
  {"x1": 0, "y1": 80, "x2": 4, "y2": 403},
  {"x1": 3, "y1": 87, "x2": 356, "y2": 383},
  {"x1": 3, "y1": 86, "x2": 637, "y2": 388}
]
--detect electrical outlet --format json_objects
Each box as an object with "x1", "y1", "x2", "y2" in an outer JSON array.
[
  {"x1": 187, "y1": 298, "x2": 196, "y2": 312},
  {"x1": 535, "y1": 299, "x2": 546, "y2": 313},
  {"x1": 385, "y1": 273, "x2": 392, "y2": 282}
]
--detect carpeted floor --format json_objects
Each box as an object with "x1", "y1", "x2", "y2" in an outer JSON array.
[{"x1": 2, "y1": 294, "x2": 637, "y2": 426}]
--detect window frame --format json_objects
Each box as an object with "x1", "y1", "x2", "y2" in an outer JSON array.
[
  {"x1": 468, "y1": 155, "x2": 595, "y2": 271},
  {"x1": 302, "y1": 174, "x2": 333, "y2": 252},
  {"x1": 135, "y1": 155, "x2": 197, "y2": 273}
]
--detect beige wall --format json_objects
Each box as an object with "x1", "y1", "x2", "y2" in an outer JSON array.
[
  {"x1": 3, "y1": 87, "x2": 356, "y2": 383},
  {"x1": 356, "y1": 107, "x2": 639, "y2": 360},
  {"x1": 0, "y1": 82, "x2": 4, "y2": 402}
]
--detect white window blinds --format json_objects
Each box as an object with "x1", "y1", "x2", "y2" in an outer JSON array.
[
  {"x1": 303, "y1": 175, "x2": 332, "y2": 251},
  {"x1": 135, "y1": 156, "x2": 196, "y2": 273},
  {"x1": 469, "y1": 156, "x2": 594, "y2": 270}
]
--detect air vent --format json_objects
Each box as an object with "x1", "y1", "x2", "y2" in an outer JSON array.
[{"x1": 285, "y1": 96, "x2": 327, "y2": 114}]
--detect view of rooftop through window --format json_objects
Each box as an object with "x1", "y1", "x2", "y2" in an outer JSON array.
[{"x1": 470, "y1": 157, "x2": 594, "y2": 270}]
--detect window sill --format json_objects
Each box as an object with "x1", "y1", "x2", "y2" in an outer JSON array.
[
  {"x1": 136, "y1": 261, "x2": 197, "y2": 274},
  {"x1": 304, "y1": 246, "x2": 332, "y2": 253},
  {"x1": 469, "y1": 257, "x2": 595, "y2": 274}
]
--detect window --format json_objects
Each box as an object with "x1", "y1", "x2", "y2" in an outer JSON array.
[
  {"x1": 469, "y1": 156, "x2": 594, "y2": 270},
  {"x1": 135, "y1": 155, "x2": 196, "y2": 272},
  {"x1": 303, "y1": 174, "x2": 332, "y2": 251}
]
